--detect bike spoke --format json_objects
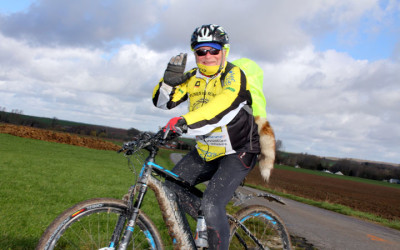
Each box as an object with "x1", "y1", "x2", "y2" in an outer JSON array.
[{"x1": 230, "y1": 206, "x2": 291, "y2": 250}]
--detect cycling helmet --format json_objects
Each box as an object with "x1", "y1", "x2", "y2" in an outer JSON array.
[{"x1": 191, "y1": 24, "x2": 230, "y2": 50}]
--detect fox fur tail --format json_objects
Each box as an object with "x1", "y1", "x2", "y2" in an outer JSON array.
[{"x1": 255, "y1": 117, "x2": 276, "y2": 182}]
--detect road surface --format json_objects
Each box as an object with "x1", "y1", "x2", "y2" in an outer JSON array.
[
  {"x1": 241, "y1": 186, "x2": 400, "y2": 250},
  {"x1": 170, "y1": 153, "x2": 400, "y2": 249}
]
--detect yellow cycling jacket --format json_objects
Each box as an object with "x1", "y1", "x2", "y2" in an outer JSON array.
[{"x1": 152, "y1": 63, "x2": 260, "y2": 161}]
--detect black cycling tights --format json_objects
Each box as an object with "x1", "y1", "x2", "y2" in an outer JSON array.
[{"x1": 166, "y1": 149, "x2": 257, "y2": 250}]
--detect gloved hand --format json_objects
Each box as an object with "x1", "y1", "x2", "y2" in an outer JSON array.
[
  {"x1": 163, "y1": 53, "x2": 194, "y2": 86},
  {"x1": 163, "y1": 117, "x2": 188, "y2": 139}
]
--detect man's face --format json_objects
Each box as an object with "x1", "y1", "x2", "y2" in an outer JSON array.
[{"x1": 195, "y1": 46, "x2": 225, "y2": 66}]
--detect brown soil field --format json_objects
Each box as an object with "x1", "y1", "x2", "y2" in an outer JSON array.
[
  {"x1": 0, "y1": 123, "x2": 120, "y2": 151},
  {"x1": 247, "y1": 165, "x2": 400, "y2": 221},
  {"x1": 2, "y1": 123, "x2": 399, "y2": 222}
]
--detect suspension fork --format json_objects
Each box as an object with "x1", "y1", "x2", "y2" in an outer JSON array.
[
  {"x1": 108, "y1": 213, "x2": 129, "y2": 249},
  {"x1": 117, "y1": 152, "x2": 156, "y2": 249},
  {"x1": 117, "y1": 182, "x2": 149, "y2": 249}
]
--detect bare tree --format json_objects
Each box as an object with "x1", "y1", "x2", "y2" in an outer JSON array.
[
  {"x1": 51, "y1": 117, "x2": 58, "y2": 128},
  {"x1": 275, "y1": 139, "x2": 284, "y2": 151},
  {"x1": 11, "y1": 109, "x2": 23, "y2": 114}
]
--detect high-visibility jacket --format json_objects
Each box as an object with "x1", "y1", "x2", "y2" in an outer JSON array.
[{"x1": 152, "y1": 63, "x2": 260, "y2": 161}]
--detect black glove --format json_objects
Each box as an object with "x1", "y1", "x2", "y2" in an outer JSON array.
[{"x1": 163, "y1": 53, "x2": 194, "y2": 86}]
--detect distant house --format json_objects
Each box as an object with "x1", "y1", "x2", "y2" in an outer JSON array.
[
  {"x1": 389, "y1": 179, "x2": 400, "y2": 184},
  {"x1": 335, "y1": 171, "x2": 344, "y2": 175}
]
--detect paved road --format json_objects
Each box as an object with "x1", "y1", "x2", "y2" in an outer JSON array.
[
  {"x1": 241, "y1": 186, "x2": 400, "y2": 250},
  {"x1": 170, "y1": 153, "x2": 400, "y2": 250}
]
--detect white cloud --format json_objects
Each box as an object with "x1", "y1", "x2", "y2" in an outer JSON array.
[
  {"x1": 263, "y1": 45, "x2": 400, "y2": 162},
  {"x1": 1, "y1": 0, "x2": 399, "y2": 163},
  {"x1": 0, "y1": 32, "x2": 182, "y2": 130}
]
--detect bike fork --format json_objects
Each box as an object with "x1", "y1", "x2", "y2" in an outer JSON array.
[
  {"x1": 117, "y1": 182, "x2": 148, "y2": 250},
  {"x1": 107, "y1": 214, "x2": 129, "y2": 249}
]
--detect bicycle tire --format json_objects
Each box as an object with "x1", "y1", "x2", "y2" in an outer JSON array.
[
  {"x1": 36, "y1": 198, "x2": 164, "y2": 250},
  {"x1": 229, "y1": 205, "x2": 292, "y2": 250}
]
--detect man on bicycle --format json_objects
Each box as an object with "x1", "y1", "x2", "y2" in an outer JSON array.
[{"x1": 152, "y1": 24, "x2": 261, "y2": 249}]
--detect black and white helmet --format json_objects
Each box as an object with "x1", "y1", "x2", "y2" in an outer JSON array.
[{"x1": 191, "y1": 24, "x2": 230, "y2": 50}]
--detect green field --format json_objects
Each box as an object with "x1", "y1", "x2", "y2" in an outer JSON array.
[
  {"x1": 1, "y1": 133, "x2": 398, "y2": 249},
  {"x1": 0, "y1": 133, "x2": 177, "y2": 249}
]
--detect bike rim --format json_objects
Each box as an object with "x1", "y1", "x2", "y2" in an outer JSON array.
[{"x1": 48, "y1": 207, "x2": 157, "y2": 249}]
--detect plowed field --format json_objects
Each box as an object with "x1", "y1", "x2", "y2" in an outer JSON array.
[
  {"x1": 0, "y1": 123, "x2": 119, "y2": 151},
  {"x1": 247, "y1": 165, "x2": 400, "y2": 221},
  {"x1": 1, "y1": 123, "x2": 399, "y2": 221}
]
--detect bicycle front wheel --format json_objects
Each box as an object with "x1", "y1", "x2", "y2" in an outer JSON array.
[
  {"x1": 37, "y1": 198, "x2": 163, "y2": 250},
  {"x1": 229, "y1": 205, "x2": 292, "y2": 250}
]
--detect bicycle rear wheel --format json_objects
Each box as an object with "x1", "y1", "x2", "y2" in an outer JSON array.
[
  {"x1": 37, "y1": 198, "x2": 163, "y2": 250},
  {"x1": 229, "y1": 205, "x2": 292, "y2": 250}
]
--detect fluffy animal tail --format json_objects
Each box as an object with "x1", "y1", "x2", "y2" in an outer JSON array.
[{"x1": 255, "y1": 117, "x2": 276, "y2": 182}]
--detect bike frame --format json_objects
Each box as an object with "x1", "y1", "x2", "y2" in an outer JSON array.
[
  {"x1": 113, "y1": 145, "x2": 200, "y2": 249},
  {"x1": 36, "y1": 131, "x2": 290, "y2": 250},
  {"x1": 112, "y1": 136, "x2": 278, "y2": 250}
]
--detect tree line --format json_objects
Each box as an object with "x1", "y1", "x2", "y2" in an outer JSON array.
[
  {"x1": 0, "y1": 108, "x2": 141, "y2": 141},
  {"x1": 0, "y1": 107, "x2": 193, "y2": 150},
  {"x1": 276, "y1": 150, "x2": 400, "y2": 181},
  {"x1": 2, "y1": 107, "x2": 398, "y2": 181}
]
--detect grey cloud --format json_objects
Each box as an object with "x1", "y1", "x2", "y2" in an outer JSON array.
[
  {"x1": 146, "y1": 1, "x2": 382, "y2": 61},
  {"x1": 1, "y1": 0, "x2": 387, "y2": 64},
  {"x1": 2, "y1": 0, "x2": 370, "y2": 61},
  {"x1": 393, "y1": 40, "x2": 400, "y2": 61},
  {"x1": 0, "y1": 0, "x2": 160, "y2": 48},
  {"x1": 146, "y1": 0, "x2": 313, "y2": 61}
]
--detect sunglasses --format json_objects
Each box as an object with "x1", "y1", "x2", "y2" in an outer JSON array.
[{"x1": 195, "y1": 48, "x2": 221, "y2": 56}]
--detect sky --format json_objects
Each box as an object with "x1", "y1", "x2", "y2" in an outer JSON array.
[{"x1": 0, "y1": 0, "x2": 399, "y2": 164}]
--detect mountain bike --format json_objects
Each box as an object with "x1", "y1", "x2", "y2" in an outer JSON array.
[{"x1": 37, "y1": 130, "x2": 292, "y2": 250}]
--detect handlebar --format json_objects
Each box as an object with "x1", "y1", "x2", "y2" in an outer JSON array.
[{"x1": 118, "y1": 130, "x2": 166, "y2": 155}]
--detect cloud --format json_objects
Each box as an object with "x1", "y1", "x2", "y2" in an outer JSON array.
[
  {"x1": 0, "y1": 0, "x2": 161, "y2": 48},
  {"x1": 0, "y1": 31, "x2": 183, "y2": 130},
  {"x1": 1, "y1": 1, "x2": 383, "y2": 60},
  {"x1": 262, "y1": 45, "x2": 400, "y2": 162},
  {"x1": 0, "y1": 0, "x2": 399, "y2": 163}
]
